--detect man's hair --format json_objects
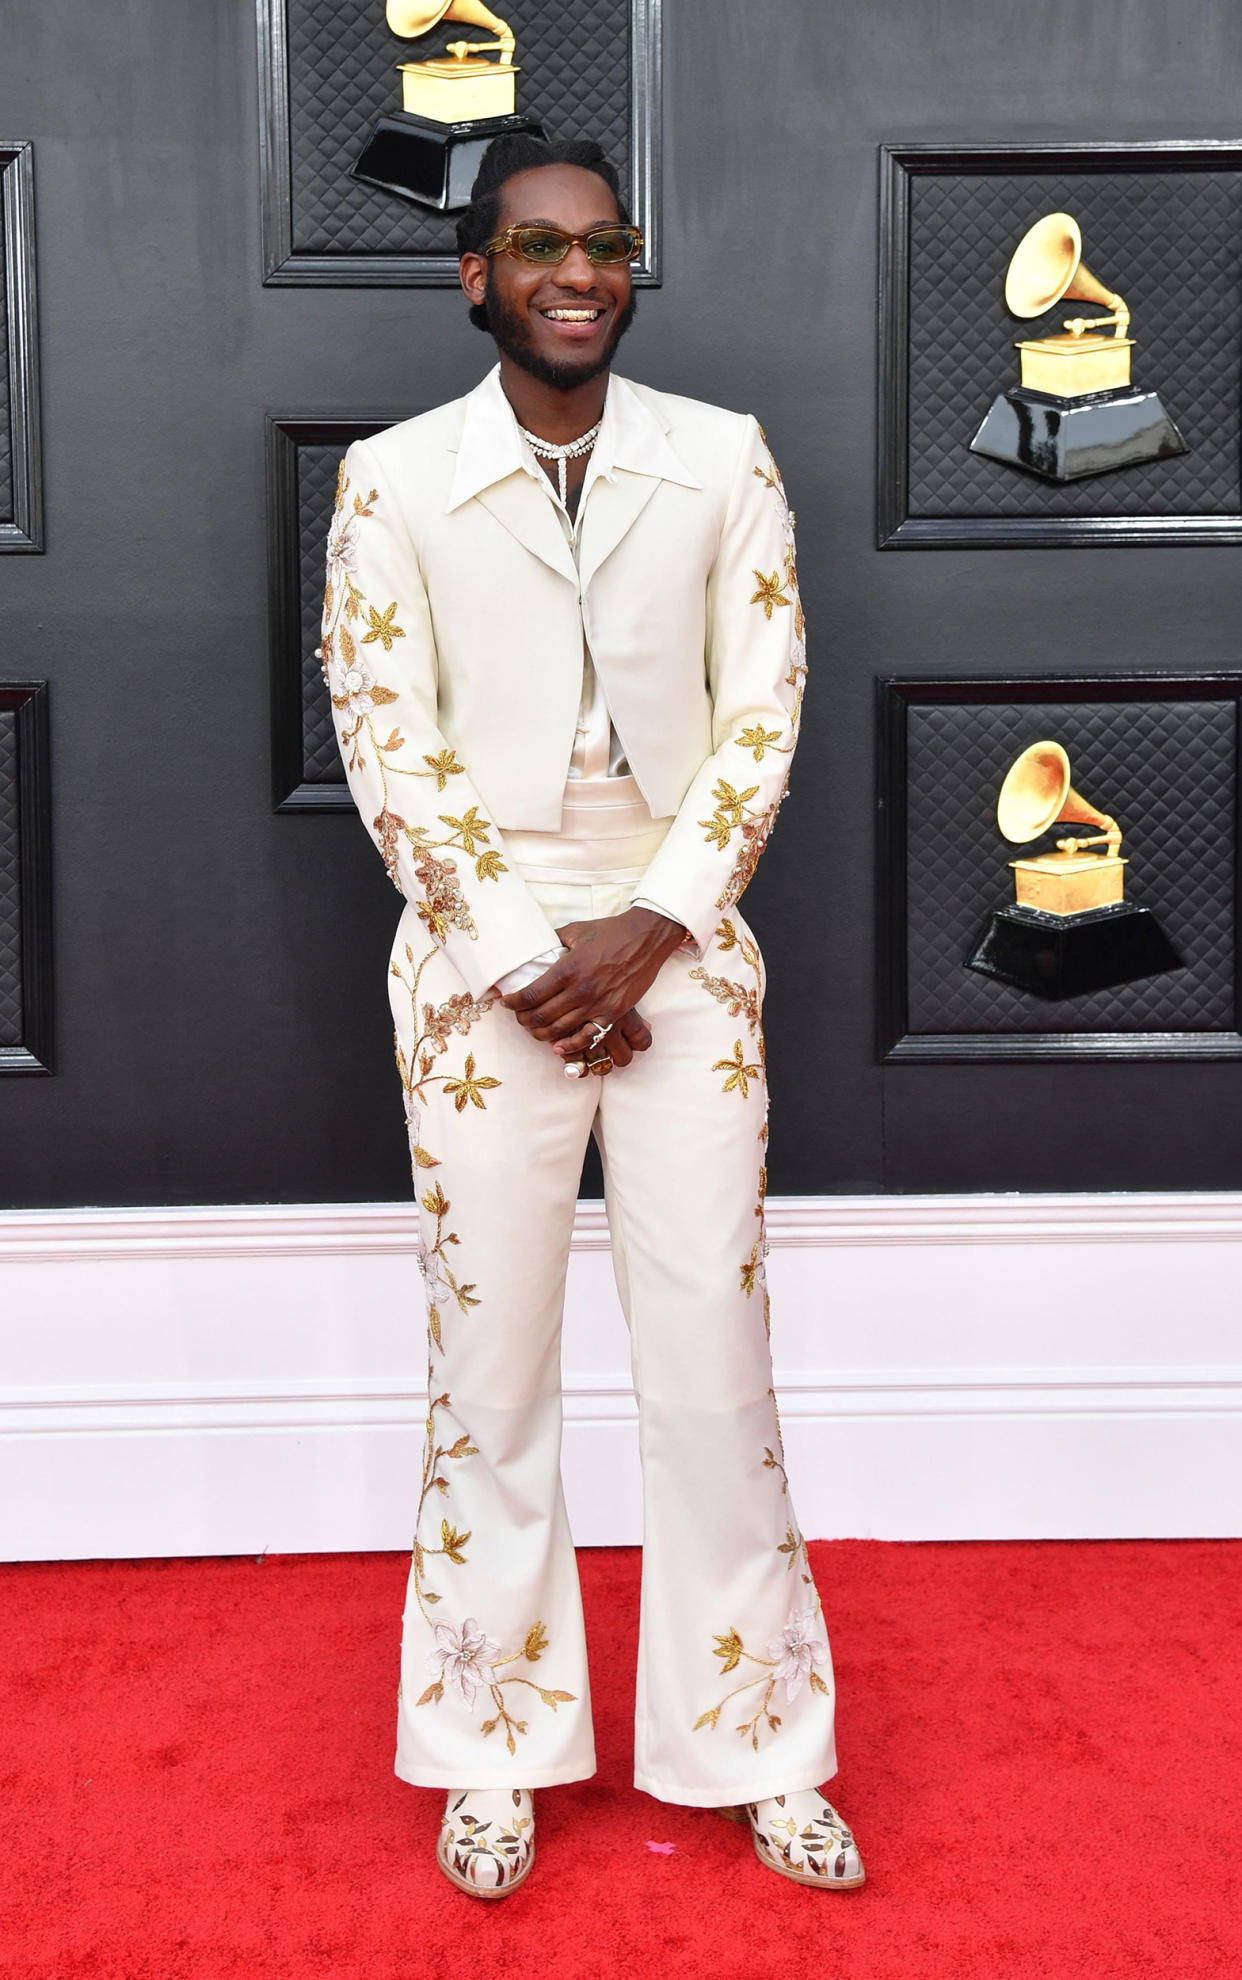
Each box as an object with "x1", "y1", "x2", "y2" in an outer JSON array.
[{"x1": 456, "y1": 135, "x2": 629, "y2": 331}]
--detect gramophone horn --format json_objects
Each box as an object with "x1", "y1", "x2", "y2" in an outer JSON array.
[
  {"x1": 387, "y1": 0, "x2": 513, "y2": 39},
  {"x1": 1003, "y1": 212, "x2": 1123, "y2": 320},
  {"x1": 996, "y1": 740, "x2": 1116, "y2": 844},
  {"x1": 387, "y1": 0, "x2": 452, "y2": 33}
]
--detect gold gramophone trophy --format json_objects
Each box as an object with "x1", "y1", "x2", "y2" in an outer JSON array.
[
  {"x1": 969, "y1": 212, "x2": 1188, "y2": 482},
  {"x1": 353, "y1": 1, "x2": 543, "y2": 212},
  {"x1": 966, "y1": 740, "x2": 1182, "y2": 998}
]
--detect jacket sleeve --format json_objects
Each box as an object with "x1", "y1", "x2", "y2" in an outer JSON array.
[
  {"x1": 322, "y1": 438, "x2": 560, "y2": 999},
  {"x1": 630, "y1": 416, "x2": 807, "y2": 956}
]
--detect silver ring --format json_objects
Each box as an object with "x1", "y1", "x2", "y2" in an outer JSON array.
[{"x1": 589, "y1": 1019, "x2": 613, "y2": 1047}]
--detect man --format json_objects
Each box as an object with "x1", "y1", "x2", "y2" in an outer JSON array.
[{"x1": 323, "y1": 133, "x2": 864, "y2": 1899}]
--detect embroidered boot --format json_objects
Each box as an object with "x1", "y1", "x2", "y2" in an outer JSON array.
[
  {"x1": 436, "y1": 1786, "x2": 535, "y2": 1898},
  {"x1": 722, "y1": 1788, "x2": 865, "y2": 1889}
]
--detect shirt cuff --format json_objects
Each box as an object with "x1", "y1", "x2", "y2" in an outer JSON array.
[{"x1": 492, "y1": 944, "x2": 564, "y2": 997}]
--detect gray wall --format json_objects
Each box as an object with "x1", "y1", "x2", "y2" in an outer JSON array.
[{"x1": 3, "y1": 0, "x2": 1242, "y2": 1206}]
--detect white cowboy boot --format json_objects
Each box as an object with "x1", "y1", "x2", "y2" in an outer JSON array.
[
  {"x1": 436, "y1": 1786, "x2": 535, "y2": 1898},
  {"x1": 723, "y1": 1788, "x2": 865, "y2": 1889}
]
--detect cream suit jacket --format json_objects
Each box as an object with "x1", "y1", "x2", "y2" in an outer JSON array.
[{"x1": 322, "y1": 367, "x2": 807, "y2": 1000}]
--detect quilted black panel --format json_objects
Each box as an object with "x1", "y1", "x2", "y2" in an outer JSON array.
[
  {"x1": 907, "y1": 170, "x2": 1242, "y2": 518},
  {"x1": 297, "y1": 441, "x2": 348, "y2": 784},
  {"x1": 905, "y1": 698, "x2": 1236, "y2": 1034},
  {"x1": 0, "y1": 200, "x2": 12, "y2": 520},
  {"x1": 0, "y1": 709, "x2": 22, "y2": 1046},
  {"x1": 287, "y1": 0, "x2": 633, "y2": 259}
]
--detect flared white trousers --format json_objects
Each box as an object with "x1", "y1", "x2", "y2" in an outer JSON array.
[{"x1": 390, "y1": 778, "x2": 838, "y2": 1806}]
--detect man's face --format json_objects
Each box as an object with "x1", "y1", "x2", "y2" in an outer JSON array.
[{"x1": 460, "y1": 163, "x2": 636, "y2": 390}]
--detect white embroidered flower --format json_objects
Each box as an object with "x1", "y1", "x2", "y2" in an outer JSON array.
[
  {"x1": 326, "y1": 515, "x2": 359, "y2": 582},
  {"x1": 327, "y1": 648, "x2": 377, "y2": 719},
  {"x1": 428, "y1": 1617, "x2": 500, "y2": 1707},
  {"x1": 415, "y1": 1238, "x2": 451, "y2": 1309},
  {"x1": 766, "y1": 1604, "x2": 829, "y2": 1702},
  {"x1": 404, "y1": 1095, "x2": 422, "y2": 1163}
]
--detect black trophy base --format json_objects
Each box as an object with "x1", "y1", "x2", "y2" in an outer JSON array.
[
  {"x1": 969, "y1": 385, "x2": 1188, "y2": 483},
  {"x1": 967, "y1": 902, "x2": 1183, "y2": 1001},
  {"x1": 352, "y1": 111, "x2": 545, "y2": 213}
]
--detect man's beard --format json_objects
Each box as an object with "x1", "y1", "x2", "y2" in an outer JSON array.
[{"x1": 482, "y1": 269, "x2": 637, "y2": 389}]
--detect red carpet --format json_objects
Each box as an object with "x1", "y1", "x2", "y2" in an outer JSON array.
[{"x1": 2, "y1": 1540, "x2": 1240, "y2": 1978}]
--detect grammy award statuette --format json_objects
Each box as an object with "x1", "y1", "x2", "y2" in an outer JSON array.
[
  {"x1": 966, "y1": 740, "x2": 1183, "y2": 999},
  {"x1": 969, "y1": 213, "x2": 1188, "y2": 482},
  {"x1": 353, "y1": 1, "x2": 543, "y2": 212}
]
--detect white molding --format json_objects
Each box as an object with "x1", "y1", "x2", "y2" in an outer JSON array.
[
  {"x1": 4, "y1": 1194, "x2": 1242, "y2": 1556},
  {"x1": 5, "y1": 1190, "x2": 1242, "y2": 1262},
  {"x1": 6, "y1": 1365, "x2": 1242, "y2": 1433}
]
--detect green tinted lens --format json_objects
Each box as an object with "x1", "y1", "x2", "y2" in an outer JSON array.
[
  {"x1": 514, "y1": 227, "x2": 570, "y2": 262},
  {"x1": 585, "y1": 228, "x2": 638, "y2": 263}
]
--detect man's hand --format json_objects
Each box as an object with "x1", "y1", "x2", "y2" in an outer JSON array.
[
  {"x1": 589, "y1": 1005, "x2": 653, "y2": 1069},
  {"x1": 502, "y1": 906, "x2": 688, "y2": 1060}
]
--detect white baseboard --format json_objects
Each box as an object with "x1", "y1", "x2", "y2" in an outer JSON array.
[{"x1": 3, "y1": 1194, "x2": 1241, "y2": 1558}]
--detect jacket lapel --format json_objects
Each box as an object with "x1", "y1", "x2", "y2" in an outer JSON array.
[
  {"x1": 576, "y1": 471, "x2": 663, "y2": 593},
  {"x1": 442, "y1": 370, "x2": 698, "y2": 591},
  {"x1": 472, "y1": 474, "x2": 579, "y2": 587}
]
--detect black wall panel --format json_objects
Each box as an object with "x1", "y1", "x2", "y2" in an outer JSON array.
[
  {"x1": 907, "y1": 163, "x2": 1242, "y2": 522},
  {"x1": 3, "y1": 0, "x2": 1242, "y2": 1204},
  {"x1": 0, "y1": 708, "x2": 21, "y2": 1046}
]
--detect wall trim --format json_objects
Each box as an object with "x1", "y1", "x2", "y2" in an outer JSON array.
[
  {"x1": 4, "y1": 1194, "x2": 1241, "y2": 1555},
  {"x1": 6, "y1": 1367, "x2": 1242, "y2": 1434},
  {"x1": 5, "y1": 1190, "x2": 1242, "y2": 1263}
]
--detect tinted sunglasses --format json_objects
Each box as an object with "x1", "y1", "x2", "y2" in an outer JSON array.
[{"x1": 482, "y1": 223, "x2": 644, "y2": 267}]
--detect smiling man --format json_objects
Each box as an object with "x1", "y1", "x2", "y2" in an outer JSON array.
[{"x1": 323, "y1": 133, "x2": 863, "y2": 1899}]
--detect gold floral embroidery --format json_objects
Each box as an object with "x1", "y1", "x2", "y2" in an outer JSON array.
[
  {"x1": 766, "y1": 446, "x2": 808, "y2": 736},
  {"x1": 411, "y1": 1380, "x2": 576, "y2": 1752},
  {"x1": 697, "y1": 768, "x2": 790, "y2": 913},
  {"x1": 690, "y1": 917, "x2": 763, "y2": 1036},
  {"x1": 695, "y1": 973, "x2": 760, "y2": 1033},
  {"x1": 443, "y1": 1053, "x2": 501, "y2": 1112},
  {"x1": 699, "y1": 437, "x2": 808, "y2": 915},
  {"x1": 716, "y1": 794, "x2": 784, "y2": 911},
  {"x1": 421, "y1": 748, "x2": 466, "y2": 792},
  {"x1": 412, "y1": 837, "x2": 477, "y2": 942},
  {"x1": 322, "y1": 468, "x2": 498, "y2": 937},
  {"x1": 420, "y1": 989, "x2": 490, "y2": 1055},
  {"x1": 764, "y1": 1400, "x2": 812, "y2": 1587},
  {"x1": 699, "y1": 777, "x2": 760, "y2": 849},
  {"x1": 389, "y1": 941, "x2": 497, "y2": 1338},
  {"x1": 693, "y1": 1604, "x2": 831, "y2": 1750},
  {"x1": 689, "y1": 484, "x2": 822, "y2": 1741},
  {"x1": 416, "y1": 1180, "x2": 480, "y2": 1342},
  {"x1": 699, "y1": 776, "x2": 785, "y2": 911},
  {"x1": 750, "y1": 569, "x2": 792, "y2": 620},
  {"x1": 735, "y1": 723, "x2": 791, "y2": 763},
  {"x1": 390, "y1": 930, "x2": 576, "y2": 1746},
  {"x1": 390, "y1": 942, "x2": 495, "y2": 1163},
  {"x1": 693, "y1": 1425, "x2": 825, "y2": 1744},
  {"x1": 689, "y1": 921, "x2": 772, "y2": 1329},
  {"x1": 692, "y1": 921, "x2": 772, "y2": 1334},
  {"x1": 714, "y1": 1039, "x2": 764, "y2": 1098},
  {"x1": 740, "y1": 1127, "x2": 771, "y2": 1340},
  {"x1": 362, "y1": 601, "x2": 403, "y2": 649}
]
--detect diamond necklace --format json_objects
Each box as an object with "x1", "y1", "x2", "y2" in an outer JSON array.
[{"x1": 517, "y1": 417, "x2": 602, "y2": 504}]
